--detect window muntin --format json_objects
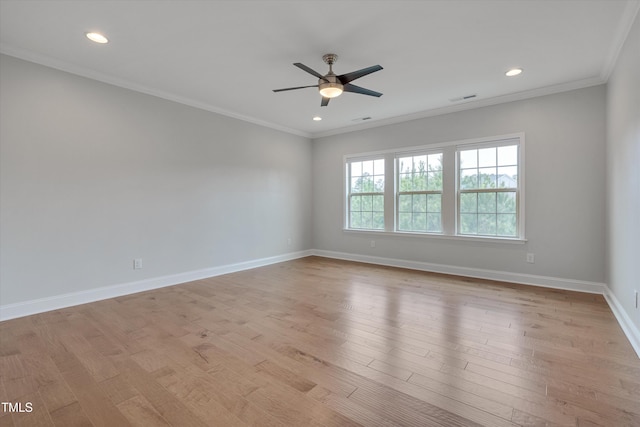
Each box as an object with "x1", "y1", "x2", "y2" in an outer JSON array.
[
  {"x1": 347, "y1": 158, "x2": 385, "y2": 230},
  {"x1": 397, "y1": 153, "x2": 443, "y2": 233},
  {"x1": 458, "y1": 145, "x2": 518, "y2": 237}
]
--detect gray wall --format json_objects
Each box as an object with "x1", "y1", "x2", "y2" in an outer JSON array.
[
  {"x1": 0, "y1": 54, "x2": 312, "y2": 305},
  {"x1": 0, "y1": 48, "x2": 625, "y2": 314},
  {"x1": 312, "y1": 85, "x2": 607, "y2": 283},
  {"x1": 606, "y1": 13, "x2": 640, "y2": 330}
]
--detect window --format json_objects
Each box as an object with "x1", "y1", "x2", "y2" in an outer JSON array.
[
  {"x1": 458, "y1": 144, "x2": 519, "y2": 237},
  {"x1": 347, "y1": 158, "x2": 385, "y2": 230},
  {"x1": 397, "y1": 152, "x2": 443, "y2": 232},
  {"x1": 344, "y1": 133, "x2": 524, "y2": 241}
]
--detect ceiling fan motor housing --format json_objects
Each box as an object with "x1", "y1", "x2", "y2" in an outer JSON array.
[{"x1": 318, "y1": 74, "x2": 344, "y2": 98}]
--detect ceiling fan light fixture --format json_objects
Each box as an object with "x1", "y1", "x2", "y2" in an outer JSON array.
[{"x1": 319, "y1": 83, "x2": 343, "y2": 98}]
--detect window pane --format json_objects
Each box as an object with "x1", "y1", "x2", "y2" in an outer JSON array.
[
  {"x1": 351, "y1": 162, "x2": 362, "y2": 176},
  {"x1": 460, "y1": 193, "x2": 477, "y2": 213},
  {"x1": 412, "y1": 174, "x2": 426, "y2": 191},
  {"x1": 353, "y1": 175, "x2": 375, "y2": 192},
  {"x1": 398, "y1": 213, "x2": 411, "y2": 230},
  {"x1": 427, "y1": 171, "x2": 442, "y2": 191},
  {"x1": 398, "y1": 194, "x2": 411, "y2": 212},
  {"x1": 460, "y1": 214, "x2": 477, "y2": 234},
  {"x1": 428, "y1": 153, "x2": 443, "y2": 171},
  {"x1": 362, "y1": 195, "x2": 372, "y2": 211},
  {"x1": 399, "y1": 173, "x2": 412, "y2": 191},
  {"x1": 351, "y1": 178, "x2": 360, "y2": 192},
  {"x1": 374, "y1": 176, "x2": 385, "y2": 192},
  {"x1": 413, "y1": 213, "x2": 427, "y2": 231},
  {"x1": 478, "y1": 192, "x2": 496, "y2": 213},
  {"x1": 427, "y1": 213, "x2": 441, "y2": 232},
  {"x1": 478, "y1": 167, "x2": 497, "y2": 189},
  {"x1": 351, "y1": 195, "x2": 362, "y2": 211},
  {"x1": 497, "y1": 214, "x2": 517, "y2": 236},
  {"x1": 497, "y1": 166, "x2": 517, "y2": 188},
  {"x1": 372, "y1": 212, "x2": 385, "y2": 229},
  {"x1": 362, "y1": 160, "x2": 374, "y2": 176},
  {"x1": 350, "y1": 212, "x2": 361, "y2": 228},
  {"x1": 497, "y1": 192, "x2": 516, "y2": 213},
  {"x1": 398, "y1": 157, "x2": 411, "y2": 173},
  {"x1": 498, "y1": 145, "x2": 518, "y2": 166},
  {"x1": 478, "y1": 214, "x2": 497, "y2": 235},
  {"x1": 460, "y1": 169, "x2": 478, "y2": 189},
  {"x1": 374, "y1": 159, "x2": 385, "y2": 175},
  {"x1": 427, "y1": 194, "x2": 441, "y2": 213},
  {"x1": 372, "y1": 195, "x2": 384, "y2": 211},
  {"x1": 459, "y1": 150, "x2": 477, "y2": 169},
  {"x1": 361, "y1": 212, "x2": 373, "y2": 228},
  {"x1": 478, "y1": 147, "x2": 496, "y2": 167},
  {"x1": 412, "y1": 194, "x2": 426, "y2": 213},
  {"x1": 413, "y1": 155, "x2": 427, "y2": 173}
]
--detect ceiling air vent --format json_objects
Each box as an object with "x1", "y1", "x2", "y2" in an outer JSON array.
[
  {"x1": 352, "y1": 116, "x2": 372, "y2": 122},
  {"x1": 449, "y1": 94, "x2": 477, "y2": 102}
]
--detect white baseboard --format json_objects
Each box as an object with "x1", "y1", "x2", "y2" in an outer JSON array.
[
  {"x1": 603, "y1": 287, "x2": 640, "y2": 358},
  {"x1": 0, "y1": 250, "x2": 313, "y2": 322},
  {"x1": 311, "y1": 249, "x2": 639, "y2": 358},
  {"x1": 311, "y1": 249, "x2": 607, "y2": 293}
]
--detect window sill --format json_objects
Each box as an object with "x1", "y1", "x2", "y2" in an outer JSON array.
[{"x1": 342, "y1": 229, "x2": 527, "y2": 244}]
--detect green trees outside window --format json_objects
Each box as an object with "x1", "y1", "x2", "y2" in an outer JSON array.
[
  {"x1": 348, "y1": 159, "x2": 385, "y2": 230},
  {"x1": 397, "y1": 153, "x2": 443, "y2": 233},
  {"x1": 458, "y1": 145, "x2": 518, "y2": 237}
]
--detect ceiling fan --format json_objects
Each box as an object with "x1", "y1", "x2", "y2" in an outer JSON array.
[{"x1": 273, "y1": 54, "x2": 383, "y2": 106}]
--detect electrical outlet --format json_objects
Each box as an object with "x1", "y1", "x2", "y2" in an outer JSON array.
[
  {"x1": 370, "y1": 240, "x2": 376, "y2": 248},
  {"x1": 133, "y1": 258, "x2": 143, "y2": 269},
  {"x1": 526, "y1": 253, "x2": 535, "y2": 263},
  {"x1": 287, "y1": 237, "x2": 292, "y2": 246}
]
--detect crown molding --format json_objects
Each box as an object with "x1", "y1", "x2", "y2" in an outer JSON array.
[
  {"x1": 600, "y1": 0, "x2": 640, "y2": 82},
  {"x1": 0, "y1": 46, "x2": 311, "y2": 139},
  {"x1": 311, "y1": 76, "x2": 605, "y2": 139}
]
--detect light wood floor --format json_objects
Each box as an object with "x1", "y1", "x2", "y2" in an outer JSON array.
[{"x1": 1, "y1": 256, "x2": 639, "y2": 426}]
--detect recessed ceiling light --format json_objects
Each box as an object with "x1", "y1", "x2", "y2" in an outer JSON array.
[
  {"x1": 505, "y1": 68, "x2": 523, "y2": 77},
  {"x1": 86, "y1": 32, "x2": 109, "y2": 44},
  {"x1": 313, "y1": 116, "x2": 322, "y2": 121}
]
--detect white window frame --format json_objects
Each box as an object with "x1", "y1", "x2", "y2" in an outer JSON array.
[
  {"x1": 343, "y1": 133, "x2": 525, "y2": 243},
  {"x1": 395, "y1": 150, "x2": 444, "y2": 234},
  {"x1": 456, "y1": 139, "x2": 523, "y2": 238},
  {"x1": 345, "y1": 155, "x2": 386, "y2": 231}
]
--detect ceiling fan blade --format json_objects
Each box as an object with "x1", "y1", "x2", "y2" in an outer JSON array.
[
  {"x1": 338, "y1": 65, "x2": 383, "y2": 84},
  {"x1": 343, "y1": 83, "x2": 383, "y2": 97},
  {"x1": 321, "y1": 96, "x2": 330, "y2": 107},
  {"x1": 272, "y1": 85, "x2": 319, "y2": 93},
  {"x1": 294, "y1": 63, "x2": 326, "y2": 79}
]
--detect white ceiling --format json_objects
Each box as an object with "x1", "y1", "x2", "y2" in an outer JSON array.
[{"x1": 1, "y1": 0, "x2": 638, "y2": 138}]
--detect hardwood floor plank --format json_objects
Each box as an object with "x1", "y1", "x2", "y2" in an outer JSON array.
[
  {"x1": 9, "y1": 391, "x2": 54, "y2": 427},
  {"x1": 59, "y1": 362, "x2": 131, "y2": 427},
  {"x1": 112, "y1": 357, "x2": 210, "y2": 427},
  {"x1": 49, "y1": 401, "x2": 94, "y2": 427},
  {"x1": 307, "y1": 386, "x2": 398, "y2": 427},
  {"x1": 154, "y1": 362, "x2": 282, "y2": 427},
  {"x1": 116, "y1": 395, "x2": 172, "y2": 427}
]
